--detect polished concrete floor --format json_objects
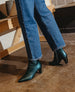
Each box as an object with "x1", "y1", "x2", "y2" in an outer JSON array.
[{"x1": 0, "y1": 33, "x2": 75, "y2": 92}]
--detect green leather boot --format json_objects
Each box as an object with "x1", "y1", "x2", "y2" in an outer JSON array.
[
  {"x1": 49, "y1": 48, "x2": 68, "y2": 66},
  {"x1": 18, "y1": 60, "x2": 42, "y2": 82}
]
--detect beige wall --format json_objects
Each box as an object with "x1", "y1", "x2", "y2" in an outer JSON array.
[{"x1": 52, "y1": 0, "x2": 74, "y2": 8}]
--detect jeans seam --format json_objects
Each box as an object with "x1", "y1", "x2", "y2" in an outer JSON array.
[{"x1": 15, "y1": 0, "x2": 33, "y2": 59}]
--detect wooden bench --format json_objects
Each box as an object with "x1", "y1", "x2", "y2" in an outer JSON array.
[{"x1": 0, "y1": 0, "x2": 55, "y2": 59}]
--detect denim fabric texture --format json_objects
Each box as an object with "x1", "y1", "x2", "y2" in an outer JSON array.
[{"x1": 15, "y1": 0, "x2": 66, "y2": 61}]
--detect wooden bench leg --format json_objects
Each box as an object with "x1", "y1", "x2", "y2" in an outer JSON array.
[
  {"x1": 12, "y1": 27, "x2": 22, "y2": 46},
  {"x1": 0, "y1": 41, "x2": 25, "y2": 59}
]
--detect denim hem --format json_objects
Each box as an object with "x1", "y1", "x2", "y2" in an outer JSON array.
[
  {"x1": 54, "y1": 44, "x2": 66, "y2": 51},
  {"x1": 28, "y1": 54, "x2": 43, "y2": 61}
]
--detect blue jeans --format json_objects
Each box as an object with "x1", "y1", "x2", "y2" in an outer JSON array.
[{"x1": 15, "y1": 0, "x2": 65, "y2": 60}]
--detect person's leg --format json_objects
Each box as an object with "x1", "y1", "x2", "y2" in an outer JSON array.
[
  {"x1": 15, "y1": 0, "x2": 42, "y2": 82},
  {"x1": 15, "y1": 0, "x2": 42, "y2": 61},
  {"x1": 34, "y1": 0, "x2": 65, "y2": 51},
  {"x1": 34, "y1": 0, "x2": 68, "y2": 65}
]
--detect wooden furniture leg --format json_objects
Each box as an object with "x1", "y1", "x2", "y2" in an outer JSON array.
[{"x1": 12, "y1": 27, "x2": 22, "y2": 46}]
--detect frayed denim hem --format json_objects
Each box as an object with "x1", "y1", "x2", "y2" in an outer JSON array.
[
  {"x1": 28, "y1": 54, "x2": 43, "y2": 61},
  {"x1": 54, "y1": 44, "x2": 66, "y2": 51}
]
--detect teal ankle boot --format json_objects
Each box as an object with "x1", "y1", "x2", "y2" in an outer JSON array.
[
  {"x1": 18, "y1": 60, "x2": 42, "y2": 82},
  {"x1": 49, "y1": 48, "x2": 68, "y2": 66}
]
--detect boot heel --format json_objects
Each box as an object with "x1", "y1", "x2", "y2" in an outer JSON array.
[{"x1": 38, "y1": 68, "x2": 42, "y2": 73}]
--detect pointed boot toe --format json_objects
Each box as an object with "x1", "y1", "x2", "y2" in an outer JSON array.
[{"x1": 18, "y1": 60, "x2": 42, "y2": 82}]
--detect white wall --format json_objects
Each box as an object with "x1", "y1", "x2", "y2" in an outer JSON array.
[
  {"x1": 45, "y1": 0, "x2": 51, "y2": 6},
  {"x1": 0, "y1": 0, "x2": 8, "y2": 4}
]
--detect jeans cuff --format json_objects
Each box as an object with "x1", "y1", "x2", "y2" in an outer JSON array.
[
  {"x1": 28, "y1": 54, "x2": 43, "y2": 61},
  {"x1": 54, "y1": 44, "x2": 66, "y2": 51}
]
